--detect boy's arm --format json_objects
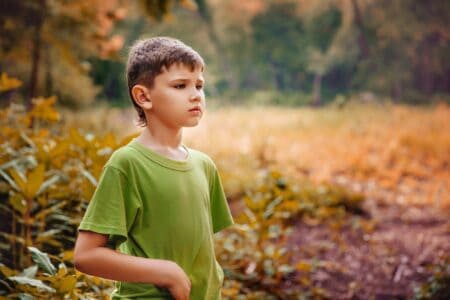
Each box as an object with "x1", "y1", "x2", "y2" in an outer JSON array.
[{"x1": 74, "y1": 230, "x2": 191, "y2": 295}]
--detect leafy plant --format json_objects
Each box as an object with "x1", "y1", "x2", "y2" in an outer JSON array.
[
  {"x1": 216, "y1": 170, "x2": 366, "y2": 299},
  {"x1": 0, "y1": 80, "x2": 133, "y2": 298},
  {"x1": 413, "y1": 256, "x2": 450, "y2": 300}
]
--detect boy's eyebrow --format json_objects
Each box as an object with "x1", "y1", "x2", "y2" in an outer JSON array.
[{"x1": 169, "y1": 78, "x2": 205, "y2": 83}]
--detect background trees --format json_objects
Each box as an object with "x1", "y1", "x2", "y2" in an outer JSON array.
[{"x1": 1, "y1": 0, "x2": 448, "y2": 107}]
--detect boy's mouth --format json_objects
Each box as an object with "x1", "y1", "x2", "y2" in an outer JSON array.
[{"x1": 188, "y1": 106, "x2": 202, "y2": 112}]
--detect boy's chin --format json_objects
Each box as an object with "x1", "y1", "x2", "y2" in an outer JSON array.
[
  {"x1": 184, "y1": 122, "x2": 200, "y2": 128},
  {"x1": 182, "y1": 119, "x2": 202, "y2": 127}
]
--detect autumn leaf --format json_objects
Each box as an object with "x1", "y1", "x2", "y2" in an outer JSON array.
[{"x1": 0, "y1": 73, "x2": 22, "y2": 92}]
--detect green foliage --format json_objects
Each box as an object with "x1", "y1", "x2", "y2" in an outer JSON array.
[
  {"x1": 351, "y1": 0, "x2": 450, "y2": 102},
  {"x1": 0, "y1": 0, "x2": 198, "y2": 107},
  {"x1": 216, "y1": 170, "x2": 367, "y2": 298},
  {"x1": 1, "y1": 247, "x2": 114, "y2": 299},
  {"x1": 413, "y1": 256, "x2": 450, "y2": 300},
  {"x1": 0, "y1": 86, "x2": 134, "y2": 297},
  {"x1": 0, "y1": 0, "x2": 123, "y2": 105},
  {"x1": 2, "y1": 0, "x2": 449, "y2": 106},
  {"x1": 251, "y1": 2, "x2": 308, "y2": 91},
  {"x1": 306, "y1": 7, "x2": 342, "y2": 53},
  {"x1": 139, "y1": 0, "x2": 198, "y2": 21}
]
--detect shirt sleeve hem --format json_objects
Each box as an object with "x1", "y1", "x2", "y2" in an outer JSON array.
[{"x1": 78, "y1": 222, "x2": 127, "y2": 239}]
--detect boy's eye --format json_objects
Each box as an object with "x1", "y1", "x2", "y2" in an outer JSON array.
[
  {"x1": 174, "y1": 84, "x2": 186, "y2": 89},
  {"x1": 196, "y1": 85, "x2": 204, "y2": 90}
]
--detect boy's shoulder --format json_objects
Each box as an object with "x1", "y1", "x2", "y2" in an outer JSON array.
[
  {"x1": 187, "y1": 147, "x2": 217, "y2": 168},
  {"x1": 105, "y1": 142, "x2": 218, "y2": 172},
  {"x1": 103, "y1": 143, "x2": 138, "y2": 171}
]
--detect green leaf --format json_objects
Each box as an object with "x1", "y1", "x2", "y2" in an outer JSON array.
[
  {"x1": 38, "y1": 174, "x2": 63, "y2": 195},
  {"x1": 0, "y1": 169, "x2": 20, "y2": 191},
  {"x1": 27, "y1": 247, "x2": 56, "y2": 275},
  {"x1": 80, "y1": 167, "x2": 98, "y2": 186},
  {"x1": 9, "y1": 276, "x2": 55, "y2": 292},
  {"x1": 0, "y1": 232, "x2": 26, "y2": 245},
  {"x1": 34, "y1": 201, "x2": 67, "y2": 220},
  {"x1": 18, "y1": 293, "x2": 36, "y2": 300},
  {"x1": 19, "y1": 265, "x2": 38, "y2": 278},
  {"x1": 35, "y1": 229, "x2": 62, "y2": 244}
]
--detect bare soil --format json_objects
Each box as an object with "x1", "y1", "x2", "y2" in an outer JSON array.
[{"x1": 286, "y1": 194, "x2": 450, "y2": 299}]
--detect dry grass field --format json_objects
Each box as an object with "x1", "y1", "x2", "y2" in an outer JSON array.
[
  {"x1": 184, "y1": 102, "x2": 449, "y2": 210},
  {"x1": 69, "y1": 102, "x2": 449, "y2": 209}
]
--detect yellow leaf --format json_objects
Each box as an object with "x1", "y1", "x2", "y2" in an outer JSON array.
[
  {"x1": 25, "y1": 164, "x2": 45, "y2": 199},
  {"x1": 296, "y1": 261, "x2": 312, "y2": 272},
  {"x1": 0, "y1": 263, "x2": 17, "y2": 277},
  {"x1": 30, "y1": 96, "x2": 60, "y2": 122},
  {"x1": 61, "y1": 250, "x2": 74, "y2": 262},
  {"x1": 58, "y1": 275, "x2": 77, "y2": 293},
  {"x1": 0, "y1": 73, "x2": 22, "y2": 92},
  {"x1": 9, "y1": 168, "x2": 27, "y2": 192},
  {"x1": 179, "y1": 0, "x2": 197, "y2": 10},
  {"x1": 57, "y1": 264, "x2": 68, "y2": 277},
  {"x1": 222, "y1": 287, "x2": 240, "y2": 296},
  {"x1": 100, "y1": 133, "x2": 117, "y2": 148},
  {"x1": 8, "y1": 194, "x2": 27, "y2": 216},
  {"x1": 49, "y1": 140, "x2": 69, "y2": 157}
]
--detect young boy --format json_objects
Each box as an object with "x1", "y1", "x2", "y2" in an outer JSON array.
[{"x1": 74, "y1": 37, "x2": 234, "y2": 300}]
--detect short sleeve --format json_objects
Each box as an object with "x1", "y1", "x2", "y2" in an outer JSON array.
[
  {"x1": 78, "y1": 165, "x2": 139, "y2": 247},
  {"x1": 209, "y1": 166, "x2": 234, "y2": 234}
]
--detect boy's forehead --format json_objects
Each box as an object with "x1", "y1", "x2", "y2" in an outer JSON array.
[{"x1": 161, "y1": 63, "x2": 204, "y2": 80}]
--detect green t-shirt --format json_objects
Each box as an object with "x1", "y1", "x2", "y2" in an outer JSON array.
[{"x1": 78, "y1": 139, "x2": 234, "y2": 299}]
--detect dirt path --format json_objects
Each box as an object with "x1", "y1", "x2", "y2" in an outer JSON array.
[{"x1": 286, "y1": 195, "x2": 450, "y2": 299}]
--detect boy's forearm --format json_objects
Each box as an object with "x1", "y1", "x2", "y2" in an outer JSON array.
[{"x1": 74, "y1": 247, "x2": 170, "y2": 287}]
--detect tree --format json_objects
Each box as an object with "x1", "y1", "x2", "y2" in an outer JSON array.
[
  {"x1": 251, "y1": 2, "x2": 308, "y2": 90},
  {"x1": 341, "y1": 0, "x2": 450, "y2": 102},
  {"x1": 304, "y1": 5, "x2": 344, "y2": 106},
  {"x1": 0, "y1": 0, "x2": 198, "y2": 108},
  {"x1": 0, "y1": 0, "x2": 126, "y2": 107}
]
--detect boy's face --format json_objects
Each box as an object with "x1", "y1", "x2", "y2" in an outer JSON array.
[{"x1": 145, "y1": 63, "x2": 205, "y2": 129}]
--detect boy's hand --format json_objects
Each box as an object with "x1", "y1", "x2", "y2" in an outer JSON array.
[{"x1": 161, "y1": 260, "x2": 191, "y2": 300}]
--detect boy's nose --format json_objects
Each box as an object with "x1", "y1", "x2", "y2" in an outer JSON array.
[{"x1": 190, "y1": 92, "x2": 202, "y2": 102}]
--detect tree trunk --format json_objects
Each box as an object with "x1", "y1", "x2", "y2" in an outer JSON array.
[
  {"x1": 391, "y1": 80, "x2": 401, "y2": 102},
  {"x1": 196, "y1": 0, "x2": 238, "y2": 92},
  {"x1": 29, "y1": 22, "x2": 42, "y2": 106},
  {"x1": 420, "y1": 35, "x2": 435, "y2": 97},
  {"x1": 350, "y1": 0, "x2": 370, "y2": 59},
  {"x1": 28, "y1": 0, "x2": 45, "y2": 108},
  {"x1": 312, "y1": 73, "x2": 322, "y2": 106},
  {"x1": 44, "y1": 44, "x2": 52, "y2": 97}
]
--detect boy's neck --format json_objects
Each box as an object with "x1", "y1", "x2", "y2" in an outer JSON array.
[{"x1": 137, "y1": 125, "x2": 183, "y2": 150}]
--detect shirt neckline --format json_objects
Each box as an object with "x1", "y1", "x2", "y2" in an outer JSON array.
[{"x1": 128, "y1": 138, "x2": 193, "y2": 171}]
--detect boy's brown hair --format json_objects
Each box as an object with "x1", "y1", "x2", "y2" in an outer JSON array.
[{"x1": 126, "y1": 37, "x2": 205, "y2": 127}]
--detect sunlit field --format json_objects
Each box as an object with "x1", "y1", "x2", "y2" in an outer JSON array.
[
  {"x1": 68, "y1": 101, "x2": 450, "y2": 209},
  {"x1": 183, "y1": 102, "x2": 450, "y2": 297},
  {"x1": 187, "y1": 102, "x2": 450, "y2": 209}
]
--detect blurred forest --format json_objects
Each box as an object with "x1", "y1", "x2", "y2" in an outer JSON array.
[
  {"x1": 1, "y1": 0, "x2": 449, "y2": 108},
  {"x1": 1, "y1": 0, "x2": 449, "y2": 299}
]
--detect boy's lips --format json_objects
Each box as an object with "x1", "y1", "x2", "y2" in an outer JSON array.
[{"x1": 188, "y1": 106, "x2": 202, "y2": 112}]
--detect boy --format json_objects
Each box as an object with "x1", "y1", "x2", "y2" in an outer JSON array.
[{"x1": 74, "y1": 37, "x2": 234, "y2": 300}]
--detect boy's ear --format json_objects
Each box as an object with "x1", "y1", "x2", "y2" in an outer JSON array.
[{"x1": 131, "y1": 85, "x2": 152, "y2": 110}]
